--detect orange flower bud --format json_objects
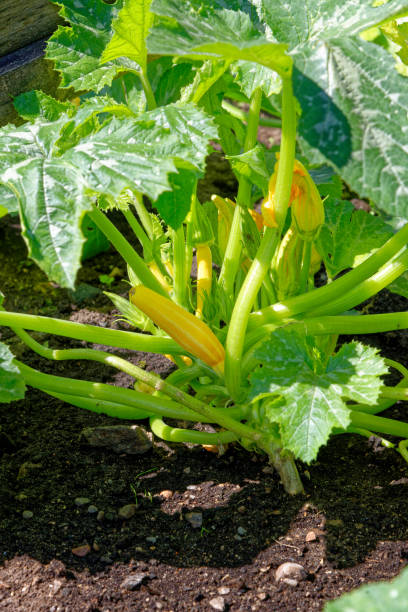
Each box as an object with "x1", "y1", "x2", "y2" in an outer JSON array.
[{"x1": 262, "y1": 157, "x2": 324, "y2": 239}]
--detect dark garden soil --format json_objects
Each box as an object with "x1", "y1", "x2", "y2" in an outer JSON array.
[{"x1": 1, "y1": 155, "x2": 408, "y2": 612}]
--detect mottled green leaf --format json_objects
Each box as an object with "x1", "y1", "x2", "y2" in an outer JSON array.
[
  {"x1": 388, "y1": 272, "x2": 408, "y2": 299},
  {"x1": 154, "y1": 168, "x2": 196, "y2": 228},
  {"x1": 324, "y1": 565, "x2": 408, "y2": 612},
  {"x1": 317, "y1": 198, "x2": 394, "y2": 279},
  {"x1": 101, "y1": 0, "x2": 154, "y2": 72},
  {"x1": 294, "y1": 38, "x2": 408, "y2": 217},
  {"x1": 46, "y1": 0, "x2": 123, "y2": 92},
  {"x1": 227, "y1": 145, "x2": 270, "y2": 195},
  {"x1": 257, "y1": 0, "x2": 408, "y2": 49},
  {"x1": 0, "y1": 342, "x2": 26, "y2": 404},
  {"x1": 63, "y1": 103, "x2": 216, "y2": 204},
  {"x1": 0, "y1": 183, "x2": 18, "y2": 215},
  {"x1": 148, "y1": 0, "x2": 291, "y2": 76},
  {"x1": 0, "y1": 118, "x2": 92, "y2": 287},
  {"x1": 179, "y1": 60, "x2": 229, "y2": 105},
  {"x1": 254, "y1": 0, "x2": 408, "y2": 217},
  {"x1": 234, "y1": 61, "x2": 281, "y2": 99},
  {"x1": 250, "y1": 330, "x2": 387, "y2": 462},
  {"x1": 13, "y1": 91, "x2": 73, "y2": 122}
]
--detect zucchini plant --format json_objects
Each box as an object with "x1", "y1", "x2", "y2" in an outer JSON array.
[{"x1": 2, "y1": 0, "x2": 408, "y2": 494}]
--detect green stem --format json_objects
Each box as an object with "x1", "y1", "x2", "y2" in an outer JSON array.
[
  {"x1": 133, "y1": 192, "x2": 153, "y2": 240},
  {"x1": 12, "y1": 326, "x2": 229, "y2": 417},
  {"x1": 343, "y1": 427, "x2": 395, "y2": 447},
  {"x1": 221, "y1": 99, "x2": 281, "y2": 128},
  {"x1": 88, "y1": 205, "x2": 167, "y2": 296},
  {"x1": 248, "y1": 224, "x2": 408, "y2": 329},
  {"x1": 224, "y1": 76, "x2": 297, "y2": 399},
  {"x1": 398, "y1": 439, "x2": 408, "y2": 463},
  {"x1": 122, "y1": 208, "x2": 151, "y2": 257},
  {"x1": 17, "y1": 361, "x2": 207, "y2": 422},
  {"x1": 350, "y1": 409, "x2": 408, "y2": 439},
  {"x1": 139, "y1": 69, "x2": 157, "y2": 110},
  {"x1": 45, "y1": 390, "x2": 152, "y2": 419},
  {"x1": 299, "y1": 240, "x2": 312, "y2": 294},
  {"x1": 18, "y1": 360, "x2": 264, "y2": 443},
  {"x1": 289, "y1": 311, "x2": 408, "y2": 336},
  {"x1": 219, "y1": 87, "x2": 263, "y2": 298},
  {"x1": 171, "y1": 226, "x2": 187, "y2": 307},
  {"x1": 306, "y1": 249, "x2": 408, "y2": 317},
  {"x1": 0, "y1": 311, "x2": 181, "y2": 354},
  {"x1": 149, "y1": 416, "x2": 237, "y2": 445}
]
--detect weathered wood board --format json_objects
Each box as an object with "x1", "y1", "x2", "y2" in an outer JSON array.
[
  {"x1": 0, "y1": 1, "x2": 63, "y2": 126},
  {"x1": 0, "y1": 0, "x2": 61, "y2": 57}
]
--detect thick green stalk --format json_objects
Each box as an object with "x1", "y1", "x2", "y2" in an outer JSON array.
[
  {"x1": 290, "y1": 311, "x2": 408, "y2": 336},
  {"x1": 0, "y1": 311, "x2": 181, "y2": 354},
  {"x1": 17, "y1": 361, "x2": 266, "y2": 444},
  {"x1": 17, "y1": 361, "x2": 207, "y2": 422},
  {"x1": 122, "y1": 208, "x2": 151, "y2": 257},
  {"x1": 139, "y1": 69, "x2": 157, "y2": 110},
  {"x1": 10, "y1": 326, "x2": 224, "y2": 416},
  {"x1": 149, "y1": 416, "x2": 237, "y2": 444},
  {"x1": 45, "y1": 390, "x2": 152, "y2": 420},
  {"x1": 219, "y1": 87, "x2": 263, "y2": 297},
  {"x1": 350, "y1": 409, "x2": 408, "y2": 439},
  {"x1": 133, "y1": 192, "x2": 153, "y2": 239},
  {"x1": 224, "y1": 76, "x2": 297, "y2": 399},
  {"x1": 171, "y1": 226, "x2": 188, "y2": 307},
  {"x1": 307, "y1": 249, "x2": 408, "y2": 317},
  {"x1": 88, "y1": 206, "x2": 167, "y2": 296},
  {"x1": 221, "y1": 99, "x2": 281, "y2": 128},
  {"x1": 248, "y1": 224, "x2": 408, "y2": 329},
  {"x1": 299, "y1": 240, "x2": 312, "y2": 294}
]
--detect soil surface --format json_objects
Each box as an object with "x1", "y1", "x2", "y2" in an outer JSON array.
[{"x1": 1, "y1": 157, "x2": 408, "y2": 611}]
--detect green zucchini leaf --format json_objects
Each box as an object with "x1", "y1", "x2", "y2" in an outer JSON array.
[{"x1": 249, "y1": 330, "x2": 387, "y2": 462}]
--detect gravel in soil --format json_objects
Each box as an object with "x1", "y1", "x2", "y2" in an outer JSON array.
[{"x1": 2, "y1": 176, "x2": 408, "y2": 610}]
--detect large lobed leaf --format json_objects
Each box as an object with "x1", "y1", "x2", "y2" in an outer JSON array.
[
  {"x1": 0, "y1": 102, "x2": 216, "y2": 286},
  {"x1": 317, "y1": 198, "x2": 394, "y2": 279},
  {"x1": 148, "y1": 0, "x2": 408, "y2": 218},
  {"x1": 101, "y1": 0, "x2": 154, "y2": 73},
  {"x1": 0, "y1": 117, "x2": 91, "y2": 288},
  {"x1": 256, "y1": 0, "x2": 408, "y2": 217},
  {"x1": 46, "y1": 0, "x2": 123, "y2": 92},
  {"x1": 148, "y1": 0, "x2": 291, "y2": 76},
  {"x1": 249, "y1": 329, "x2": 387, "y2": 463},
  {"x1": 324, "y1": 564, "x2": 408, "y2": 612}
]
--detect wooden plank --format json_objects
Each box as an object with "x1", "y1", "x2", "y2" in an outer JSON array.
[
  {"x1": 0, "y1": 0, "x2": 62, "y2": 57},
  {"x1": 0, "y1": 40, "x2": 62, "y2": 126}
]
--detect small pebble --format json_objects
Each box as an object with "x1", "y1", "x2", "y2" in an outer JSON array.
[
  {"x1": 159, "y1": 490, "x2": 173, "y2": 499},
  {"x1": 237, "y1": 506, "x2": 246, "y2": 514},
  {"x1": 184, "y1": 511, "x2": 202, "y2": 528},
  {"x1": 183, "y1": 467, "x2": 191, "y2": 474},
  {"x1": 120, "y1": 573, "x2": 146, "y2": 590},
  {"x1": 80, "y1": 425, "x2": 152, "y2": 455},
  {"x1": 87, "y1": 505, "x2": 98, "y2": 514},
  {"x1": 118, "y1": 504, "x2": 137, "y2": 519},
  {"x1": 96, "y1": 510, "x2": 105, "y2": 521},
  {"x1": 209, "y1": 596, "x2": 226, "y2": 611},
  {"x1": 22, "y1": 510, "x2": 33, "y2": 519},
  {"x1": 74, "y1": 497, "x2": 91, "y2": 507},
  {"x1": 305, "y1": 530, "x2": 317, "y2": 542},
  {"x1": 275, "y1": 562, "x2": 307, "y2": 586},
  {"x1": 146, "y1": 536, "x2": 157, "y2": 543},
  {"x1": 217, "y1": 587, "x2": 230, "y2": 595},
  {"x1": 237, "y1": 526, "x2": 247, "y2": 536},
  {"x1": 71, "y1": 544, "x2": 91, "y2": 557}
]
